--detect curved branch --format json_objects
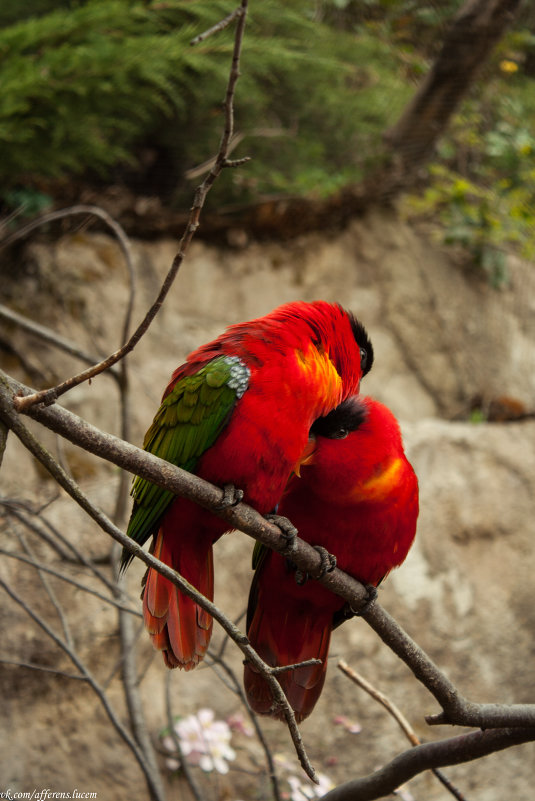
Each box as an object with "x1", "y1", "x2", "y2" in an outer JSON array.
[
  {"x1": 361, "y1": 602, "x2": 535, "y2": 729},
  {"x1": 0, "y1": 303, "x2": 120, "y2": 381},
  {"x1": 338, "y1": 660, "x2": 465, "y2": 801},
  {"x1": 320, "y1": 727, "x2": 535, "y2": 801}
]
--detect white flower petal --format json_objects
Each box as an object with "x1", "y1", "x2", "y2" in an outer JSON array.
[
  {"x1": 213, "y1": 757, "x2": 230, "y2": 775},
  {"x1": 199, "y1": 754, "x2": 215, "y2": 772}
]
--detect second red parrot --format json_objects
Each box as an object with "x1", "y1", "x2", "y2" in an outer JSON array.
[{"x1": 244, "y1": 395, "x2": 419, "y2": 721}]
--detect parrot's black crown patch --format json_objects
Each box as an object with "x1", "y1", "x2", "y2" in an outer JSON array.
[
  {"x1": 311, "y1": 396, "x2": 368, "y2": 439},
  {"x1": 348, "y1": 313, "x2": 374, "y2": 377}
]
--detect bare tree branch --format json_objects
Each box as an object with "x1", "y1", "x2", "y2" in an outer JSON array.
[
  {"x1": 0, "y1": 657, "x2": 87, "y2": 681},
  {"x1": 190, "y1": 6, "x2": 244, "y2": 45},
  {"x1": 2, "y1": 371, "x2": 535, "y2": 737},
  {"x1": 320, "y1": 727, "x2": 535, "y2": 801},
  {"x1": 0, "y1": 547, "x2": 140, "y2": 615},
  {"x1": 0, "y1": 303, "x2": 121, "y2": 381},
  {"x1": 206, "y1": 650, "x2": 283, "y2": 801},
  {"x1": 0, "y1": 373, "x2": 318, "y2": 782},
  {"x1": 338, "y1": 660, "x2": 466, "y2": 801},
  {"x1": 383, "y1": 0, "x2": 522, "y2": 182},
  {"x1": 12, "y1": 527, "x2": 74, "y2": 649},
  {"x1": 112, "y1": 551, "x2": 166, "y2": 801},
  {"x1": 360, "y1": 602, "x2": 535, "y2": 729}
]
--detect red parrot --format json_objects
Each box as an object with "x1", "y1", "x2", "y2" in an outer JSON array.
[
  {"x1": 244, "y1": 395, "x2": 419, "y2": 721},
  {"x1": 123, "y1": 301, "x2": 373, "y2": 670}
]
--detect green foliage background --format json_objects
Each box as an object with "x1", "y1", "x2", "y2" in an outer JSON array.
[
  {"x1": 0, "y1": 0, "x2": 410, "y2": 204},
  {"x1": 1, "y1": 0, "x2": 535, "y2": 267}
]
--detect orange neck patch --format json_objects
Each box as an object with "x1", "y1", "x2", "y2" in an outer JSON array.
[{"x1": 294, "y1": 344, "x2": 343, "y2": 413}]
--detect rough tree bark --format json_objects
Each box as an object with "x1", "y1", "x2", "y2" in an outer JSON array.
[{"x1": 383, "y1": 0, "x2": 522, "y2": 184}]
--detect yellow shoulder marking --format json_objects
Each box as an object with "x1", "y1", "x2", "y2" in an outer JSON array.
[{"x1": 353, "y1": 457, "x2": 404, "y2": 502}]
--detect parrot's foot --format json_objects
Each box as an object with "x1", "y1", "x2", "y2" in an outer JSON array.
[
  {"x1": 265, "y1": 514, "x2": 298, "y2": 555},
  {"x1": 295, "y1": 545, "x2": 336, "y2": 585},
  {"x1": 350, "y1": 584, "x2": 378, "y2": 616},
  {"x1": 216, "y1": 484, "x2": 244, "y2": 509},
  {"x1": 314, "y1": 545, "x2": 337, "y2": 576}
]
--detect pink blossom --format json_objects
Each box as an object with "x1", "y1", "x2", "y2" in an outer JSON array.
[
  {"x1": 333, "y1": 714, "x2": 362, "y2": 734},
  {"x1": 163, "y1": 708, "x2": 236, "y2": 775}
]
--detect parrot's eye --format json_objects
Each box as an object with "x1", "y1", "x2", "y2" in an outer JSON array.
[
  {"x1": 360, "y1": 347, "x2": 368, "y2": 371},
  {"x1": 331, "y1": 428, "x2": 349, "y2": 440}
]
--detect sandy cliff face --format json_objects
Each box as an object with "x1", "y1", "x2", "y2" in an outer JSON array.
[{"x1": 1, "y1": 211, "x2": 534, "y2": 800}]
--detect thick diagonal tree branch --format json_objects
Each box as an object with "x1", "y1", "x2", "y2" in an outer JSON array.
[
  {"x1": 0, "y1": 372, "x2": 317, "y2": 782},
  {"x1": 320, "y1": 726, "x2": 535, "y2": 801},
  {"x1": 2, "y1": 371, "x2": 534, "y2": 739}
]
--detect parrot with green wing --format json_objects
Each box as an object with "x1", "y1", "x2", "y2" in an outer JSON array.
[{"x1": 123, "y1": 301, "x2": 373, "y2": 670}]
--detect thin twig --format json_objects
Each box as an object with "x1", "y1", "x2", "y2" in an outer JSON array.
[
  {"x1": 0, "y1": 657, "x2": 87, "y2": 681},
  {"x1": 272, "y1": 659, "x2": 322, "y2": 675},
  {"x1": 12, "y1": 0, "x2": 250, "y2": 414},
  {"x1": 102, "y1": 618, "x2": 146, "y2": 691},
  {"x1": 0, "y1": 303, "x2": 120, "y2": 381},
  {"x1": 13, "y1": 527, "x2": 74, "y2": 649},
  {"x1": 338, "y1": 661, "x2": 467, "y2": 801},
  {"x1": 190, "y1": 6, "x2": 244, "y2": 45},
  {"x1": 215, "y1": 609, "x2": 246, "y2": 661},
  {"x1": 0, "y1": 547, "x2": 141, "y2": 616}
]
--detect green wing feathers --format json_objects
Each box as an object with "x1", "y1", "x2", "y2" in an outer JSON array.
[{"x1": 123, "y1": 356, "x2": 250, "y2": 567}]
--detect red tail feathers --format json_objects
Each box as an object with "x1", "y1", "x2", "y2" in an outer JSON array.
[
  {"x1": 244, "y1": 555, "x2": 333, "y2": 722},
  {"x1": 142, "y1": 526, "x2": 214, "y2": 670}
]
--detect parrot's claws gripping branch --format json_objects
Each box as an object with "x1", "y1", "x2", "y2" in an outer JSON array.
[
  {"x1": 350, "y1": 583, "x2": 379, "y2": 617},
  {"x1": 264, "y1": 514, "x2": 298, "y2": 555},
  {"x1": 295, "y1": 545, "x2": 337, "y2": 585},
  {"x1": 216, "y1": 483, "x2": 244, "y2": 510}
]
